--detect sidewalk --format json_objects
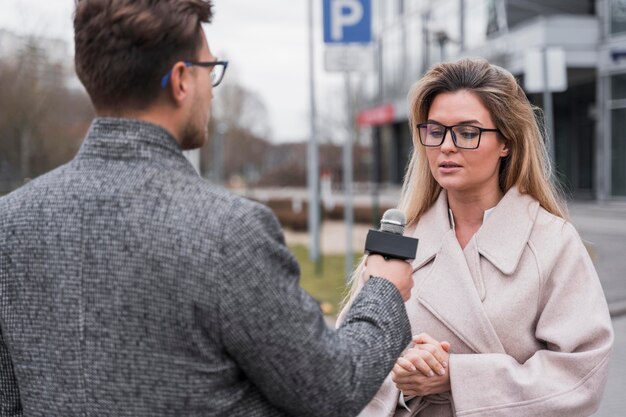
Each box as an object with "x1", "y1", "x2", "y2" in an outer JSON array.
[
  {"x1": 284, "y1": 220, "x2": 371, "y2": 255},
  {"x1": 570, "y1": 200, "x2": 626, "y2": 414},
  {"x1": 568, "y1": 200, "x2": 626, "y2": 316}
]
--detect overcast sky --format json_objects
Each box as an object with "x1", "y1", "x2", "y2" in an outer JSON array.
[{"x1": 0, "y1": 0, "x2": 343, "y2": 143}]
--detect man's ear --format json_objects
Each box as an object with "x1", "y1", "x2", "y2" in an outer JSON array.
[{"x1": 167, "y1": 62, "x2": 190, "y2": 107}]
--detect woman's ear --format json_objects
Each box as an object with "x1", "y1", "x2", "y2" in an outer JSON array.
[{"x1": 500, "y1": 144, "x2": 510, "y2": 158}]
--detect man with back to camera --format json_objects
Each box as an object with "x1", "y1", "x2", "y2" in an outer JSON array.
[{"x1": 0, "y1": 1, "x2": 414, "y2": 415}]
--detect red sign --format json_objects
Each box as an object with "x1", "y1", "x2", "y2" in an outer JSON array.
[{"x1": 357, "y1": 104, "x2": 395, "y2": 127}]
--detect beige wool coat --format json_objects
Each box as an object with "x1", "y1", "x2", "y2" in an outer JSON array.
[{"x1": 346, "y1": 187, "x2": 613, "y2": 417}]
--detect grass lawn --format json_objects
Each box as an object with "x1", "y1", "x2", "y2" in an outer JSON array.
[{"x1": 289, "y1": 244, "x2": 362, "y2": 317}]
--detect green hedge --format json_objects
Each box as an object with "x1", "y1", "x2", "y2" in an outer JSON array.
[{"x1": 255, "y1": 198, "x2": 393, "y2": 231}]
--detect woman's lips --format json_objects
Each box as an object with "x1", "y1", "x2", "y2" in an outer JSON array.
[{"x1": 438, "y1": 161, "x2": 462, "y2": 173}]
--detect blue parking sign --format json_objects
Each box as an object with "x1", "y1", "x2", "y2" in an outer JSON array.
[{"x1": 323, "y1": 0, "x2": 372, "y2": 44}]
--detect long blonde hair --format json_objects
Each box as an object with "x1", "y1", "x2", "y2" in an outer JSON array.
[{"x1": 341, "y1": 58, "x2": 567, "y2": 310}]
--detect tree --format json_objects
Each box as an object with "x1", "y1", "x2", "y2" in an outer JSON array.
[
  {"x1": 201, "y1": 76, "x2": 273, "y2": 187},
  {"x1": 0, "y1": 37, "x2": 94, "y2": 193}
]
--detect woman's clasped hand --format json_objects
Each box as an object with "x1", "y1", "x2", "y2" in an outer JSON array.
[{"x1": 392, "y1": 333, "x2": 451, "y2": 397}]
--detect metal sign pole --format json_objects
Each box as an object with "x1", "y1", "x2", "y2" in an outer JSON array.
[
  {"x1": 308, "y1": 0, "x2": 321, "y2": 265},
  {"x1": 344, "y1": 72, "x2": 354, "y2": 278},
  {"x1": 322, "y1": 0, "x2": 372, "y2": 276}
]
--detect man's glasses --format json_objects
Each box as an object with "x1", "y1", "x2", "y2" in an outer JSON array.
[
  {"x1": 417, "y1": 122, "x2": 500, "y2": 150},
  {"x1": 160, "y1": 60, "x2": 229, "y2": 89}
]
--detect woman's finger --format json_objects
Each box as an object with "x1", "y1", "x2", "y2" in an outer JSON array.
[
  {"x1": 414, "y1": 343, "x2": 448, "y2": 369},
  {"x1": 397, "y1": 356, "x2": 417, "y2": 372},
  {"x1": 412, "y1": 332, "x2": 440, "y2": 346},
  {"x1": 417, "y1": 349, "x2": 446, "y2": 376},
  {"x1": 392, "y1": 363, "x2": 412, "y2": 381},
  {"x1": 406, "y1": 352, "x2": 436, "y2": 377}
]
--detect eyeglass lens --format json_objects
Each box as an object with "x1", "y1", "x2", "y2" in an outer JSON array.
[
  {"x1": 210, "y1": 64, "x2": 225, "y2": 87},
  {"x1": 419, "y1": 123, "x2": 481, "y2": 149}
]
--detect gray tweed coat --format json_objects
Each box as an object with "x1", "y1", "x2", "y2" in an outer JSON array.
[{"x1": 0, "y1": 118, "x2": 411, "y2": 417}]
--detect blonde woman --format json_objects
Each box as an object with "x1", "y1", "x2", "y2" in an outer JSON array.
[{"x1": 340, "y1": 58, "x2": 613, "y2": 417}]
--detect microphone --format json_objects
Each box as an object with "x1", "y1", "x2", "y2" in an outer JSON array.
[{"x1": 364, "y1": 209, "x2": 419, "y2": 261}]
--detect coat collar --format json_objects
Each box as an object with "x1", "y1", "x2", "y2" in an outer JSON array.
[
  {"x1": 76, "y1": 117, "x2": 197, "y2": 175},
  {"x1": 475, "y1": 186, "x2": 539, "y2": 275},
  {"x1": 410, "y1": 186, "x2": 539, "y2": 275}
]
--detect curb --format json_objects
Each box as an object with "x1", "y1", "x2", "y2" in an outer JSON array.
[{"x1": 609, "y1": 300, "x2": 626, "y2": 318}]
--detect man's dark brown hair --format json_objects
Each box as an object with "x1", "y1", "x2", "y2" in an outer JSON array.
[{"x1": 74, "y1": 0, "x2": 214, "y2": 111}]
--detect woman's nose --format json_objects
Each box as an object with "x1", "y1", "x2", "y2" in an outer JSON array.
[{"x1": 440, "y1": 130, "x2": 457, "y2": 153}]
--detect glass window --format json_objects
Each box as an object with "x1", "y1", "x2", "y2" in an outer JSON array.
[
  {"x1": 486, "y1": 0, "x2": 499, "y2": 35},
  {"x1": 610, "y1": 75, "x2": 626, "y2": 196},
  {"x1": 612, "y1": 74, "x2": 626, "y2": 100},
  {"x1": 611, "y1": 0, "x2": 626, "y2": 35},
  {"x1": 611, "y1": 108, "x2": 626, "y2": 196}
]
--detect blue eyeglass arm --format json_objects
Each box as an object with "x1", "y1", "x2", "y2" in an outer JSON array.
[
  {"x1": 160, "y1": 61, "x2": 193, "y2": 89},
  {"x1": 161, "y1": 61, "x2": 228, "y2": 89}
]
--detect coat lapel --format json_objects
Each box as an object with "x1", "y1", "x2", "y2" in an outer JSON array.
[
  {"x1": 416, "y1": 230, "x2": 506, "y2": 354},
  {"x1": 411, "y1": 189, "x2": 505, "y2": 354},
  {"x1": 408, "y1": 191, "x2": 449, "y2": 271}
]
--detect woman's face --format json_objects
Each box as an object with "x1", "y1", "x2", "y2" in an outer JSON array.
[{"x1": 424, "y1": 90, "x2": 509, "y2": 195}]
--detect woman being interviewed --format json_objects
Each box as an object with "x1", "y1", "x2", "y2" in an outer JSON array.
[{"x1": 339, "y1": 58, "x2": 613, "y2": 417}]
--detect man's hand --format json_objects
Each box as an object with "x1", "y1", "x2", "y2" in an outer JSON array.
[{"x1": 365, "y1": 254, "x2": 413, "y2": 301}]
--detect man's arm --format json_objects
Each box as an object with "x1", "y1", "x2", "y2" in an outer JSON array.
[
  {"x1": 215, "y1": 201, "x2": 411, "y2": 417},
  {"x1": 0, "y1": 327, "x2": 22, "y2": 416}
]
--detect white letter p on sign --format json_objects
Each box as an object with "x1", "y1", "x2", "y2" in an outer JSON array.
[{"x1": 331, "y1": 0, "x2": 363, "y2": 41}]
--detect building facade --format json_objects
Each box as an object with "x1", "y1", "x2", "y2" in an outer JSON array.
[
  {"x1": 358, "y1": 0, "x2": 626, "y2": 200},
  {"x1": 598, "y1": 0, "x2": 626, "y2": 198}
]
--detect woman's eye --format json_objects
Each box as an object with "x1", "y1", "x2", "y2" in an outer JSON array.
[{"x1": 459, "y1": 130, "x2": 478, "y2": 139}]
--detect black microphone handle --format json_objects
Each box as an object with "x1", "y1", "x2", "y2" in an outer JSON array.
[{"x1": 364, "y1": 229, "x2": 419, "y2": 261}]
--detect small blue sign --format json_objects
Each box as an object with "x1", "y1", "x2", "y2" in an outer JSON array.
[{"x1": 323, "y1": 0, "x2": 372, "y2": 44}]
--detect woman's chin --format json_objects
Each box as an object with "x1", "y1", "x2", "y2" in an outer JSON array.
[{"x1": 436, "y1": 178, "x2": 467, "y2": 193}]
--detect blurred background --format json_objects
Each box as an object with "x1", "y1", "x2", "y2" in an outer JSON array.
[{"x1": 0, "y1": 0, "x2": 625, "y2": 414}]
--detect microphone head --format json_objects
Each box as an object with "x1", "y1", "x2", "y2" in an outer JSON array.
[{"x1": 380, "y1": 209, "x2": 406, "y2": 235}]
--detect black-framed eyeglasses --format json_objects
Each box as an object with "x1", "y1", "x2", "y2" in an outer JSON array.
[
  {"x1": 160, "y1": 60, "x2": 229, "y2": 89},
  {"x1": 417, "y1": 122, "x2": 500, "y2": 150}
]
